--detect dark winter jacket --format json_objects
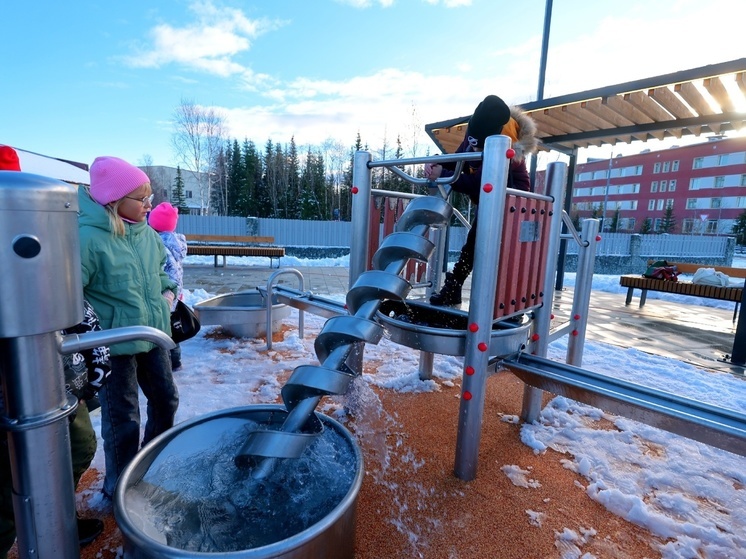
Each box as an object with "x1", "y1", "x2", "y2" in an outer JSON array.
[
  {"x1": 78, "y1": 187, "x2": 177, "y2": 356},
  {"x1": 63, "y1": 300, "x2": 111, "y2": 402},
  {"x1": 0, "y1": 300, "x2": 111, "y2": 415},
  {"x1": 443, "y1": 106, "x2": 538, "y2": 205}
]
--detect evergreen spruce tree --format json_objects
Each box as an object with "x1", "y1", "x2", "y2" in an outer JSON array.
[
  {"x1": 661, "y1": 203, "x2": 677, "y2": 233},
  {"x1": 639, "y1": 217, "x2": 653, "y2": 234},
  {"x1": 172, "y1": 166, "x2": 189, "y2": 214},
  {"x1": 731, "y1": 209, "x2": 746, "y2": 246}
]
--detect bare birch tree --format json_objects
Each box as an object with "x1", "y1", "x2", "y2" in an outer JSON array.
[{"x1": 171, "y1": 98, "x2": 226, "y2": 215}]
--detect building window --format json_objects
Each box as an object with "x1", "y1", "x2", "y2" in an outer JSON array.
[
  {"x1": 669, "y1": 179, "x2": 676, "y2": 191},
  {"x1": 693, "y1": 157, "x2": 703, "y2": 169},
  {"x1": 741, "y1": 174, "x2": 746, "y2": 186},
  {"x1": 718, "y1": 154, "x2": 728, "y2": 166},
  {"x1": 186, "y1": 191, "x2": 193, "y2": 198},
  {"x1": 662, "y1": 161, "x2": 671, "y2": 173},
  {"x1": 653, "y1": 162, "x2": 661, "y2": 173},
  {"x1": 682, "y1": 218, "x2": 694, "y2": 233},
  {"x1": 660, "y1": 180, "x2": 667, "y2": 192},
  {"x1": 648, "y1": 199, "x2": 655, "y2": 211},
  {"x1": 714, "y1": 176, "x2": 725, "y2": 188},
  {"x1": 667, "y1": 199, "x2": 674, "y2": 208},
  {"x1": 651, "y1": 181, "x2": 658, "y2": 193},
  {"x1": 706, "y1": 220, "x2": 718, "y2": 234},
  {"x1": 656, "y1": 199, "x2": 665, "y2": 211},
  {"x1": 686, "y1": 198, "x2": 697, "y2": 210},
  {"x1": 711, "y1": 198, "x2": 722, "y2": 209},
  {"x1": 672, "y1": 160, "x2": 679, "y2": 172}
]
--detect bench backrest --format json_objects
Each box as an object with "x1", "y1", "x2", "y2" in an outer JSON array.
[
  {"x1": 648, "y1": 260, "x2": 746, "y2": 279},
  {"x1": 186, "y1": 234, "x2": 275, "y2": 244}
]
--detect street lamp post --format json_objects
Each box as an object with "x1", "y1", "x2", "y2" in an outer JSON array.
[{"x1": 601, "y1": 152, "x2": 613, "y2": 232}]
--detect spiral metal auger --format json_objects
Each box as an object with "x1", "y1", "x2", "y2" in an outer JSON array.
[{"x1": 236, "y1": 196, "x2": 453, "y2": 480}]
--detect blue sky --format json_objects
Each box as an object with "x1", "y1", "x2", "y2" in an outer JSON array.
[{"x1": 2, "y1": 0, "x2": 744, "y2": 169}]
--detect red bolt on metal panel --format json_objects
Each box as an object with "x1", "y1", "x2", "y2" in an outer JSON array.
[
  {"x1": 572, "y1": 329, "x2": 579, "y2": 336},
  {"x1": 351, "y1": 186, "x2": 359, "y2": 194},
  {"x1": 550, "y1": 313, "x2": 555, "y2": 319},
  {"x1": 465, "y1": 365, "x2": 475, "y2": 376},
  {"x1": 573, "y1": 314, "x2": 581, "y2": 320},
  {"x1": 463, "y1": 391, "x2": 472, "y2": 401},
  {"x1": 596, "y1": 235, "x2": 601, "y2": 241},
  {"x1": 477, "y1": 342, "x2": 488, "y2": 352},
  {"x1": 506, "y1": 148, "x2": 516, "y2": 159},
  {"x1": 531, "y1": 333, "x2": 540, "y2": 342},
  {"x1": 468, "y1": 323, "x2": 479, "y2": 332},
  {"x1": 483, "y1": 183, "x2": 493, "y2": 193}
]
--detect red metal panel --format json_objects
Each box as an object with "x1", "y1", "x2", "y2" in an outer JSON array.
[{"x1": 493, "y1": 195, "x2": 555, "y2": 319}]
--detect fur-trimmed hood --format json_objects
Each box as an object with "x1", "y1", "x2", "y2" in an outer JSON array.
[{"x1": 500, "y1": 107, "x2": 538, "y2": 162}]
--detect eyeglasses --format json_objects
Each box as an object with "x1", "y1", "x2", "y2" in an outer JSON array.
[{"x1": 124, "y1": 194, "x2": 154, "y2": 206}]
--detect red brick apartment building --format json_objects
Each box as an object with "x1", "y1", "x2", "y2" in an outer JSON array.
[{"x1": 565, "y1": 135, "x2": 746, "y2": 235}]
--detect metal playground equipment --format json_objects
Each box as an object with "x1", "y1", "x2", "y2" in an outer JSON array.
[
  {"x1": 0, "y1": 171, "x2": 175, "y2": 559},
  {"x1": 2, "y1": 135, "x2": 745, "y2": 557},
  {"x1": 242, "y1": 134, "x2": 746, "y2": 483}
]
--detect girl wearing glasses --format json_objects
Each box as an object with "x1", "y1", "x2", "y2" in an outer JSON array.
[{"x1": 77, "y1": 156, "x2": 179, "y2": 500}]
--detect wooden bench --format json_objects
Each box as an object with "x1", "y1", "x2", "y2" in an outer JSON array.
[
  {"x1": 185, "y1": 234, "x2": 285, "y2": 268},
  {"x1": 620, "y1": 261, "x2": 745, "y2": 322}
]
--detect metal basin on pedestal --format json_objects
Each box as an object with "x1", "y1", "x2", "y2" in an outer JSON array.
[
  {"x1": 377, "y1": 300, "x2": 531, "y2": 357},
  {"x1": 195, "y1": 291, "x2": 291, "y2": 338},
  {"x1": 115, "y1": 405, "x2": 363, "y2": 559}
]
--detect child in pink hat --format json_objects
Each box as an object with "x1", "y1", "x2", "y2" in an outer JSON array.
[
  {"x1": 149, "y1": 203, "x2": 188, "y2": 370},
  {"x1": 78, "y1": 156, "x2": 179, "y2": 500}
]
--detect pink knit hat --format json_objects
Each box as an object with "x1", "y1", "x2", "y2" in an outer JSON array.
[
  {"x1": 148, "y1": 202, "x2": 179, "y2": 232},
  {"x1": 0, "y1": 146, "x2": 21, "y2": 171},
  {"x1": 89, "y1": 156, "x2": 150, "y2": 205}
]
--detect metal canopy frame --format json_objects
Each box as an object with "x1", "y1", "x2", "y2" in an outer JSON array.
[{"x1": 425, "y1": 58, "x2": 746, "y2": 155}]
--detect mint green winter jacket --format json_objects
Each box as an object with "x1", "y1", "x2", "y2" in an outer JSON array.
[{"x1": 78, "y1": 187, "x2": 177, "y2": 356}]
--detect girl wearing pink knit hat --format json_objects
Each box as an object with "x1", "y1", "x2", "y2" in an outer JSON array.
[
  {"x1": 149, "y1": 202, "x2": 188, "y2": 370},
  {"x1": 78, "y1": 156, "x2": 180, "y2": 500}
]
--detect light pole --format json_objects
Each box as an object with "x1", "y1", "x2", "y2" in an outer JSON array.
[{"x1": 601, "y1": 152, "x2": 613, "y2": 232}]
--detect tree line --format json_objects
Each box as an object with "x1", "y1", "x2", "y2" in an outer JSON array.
[{"x1": 148, "y1": 99, "x2": 442, "y2": 221}]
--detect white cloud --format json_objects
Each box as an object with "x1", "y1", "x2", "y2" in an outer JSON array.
[{"x1": 123, "y1": 0, "x2": 284, "y2": 77}]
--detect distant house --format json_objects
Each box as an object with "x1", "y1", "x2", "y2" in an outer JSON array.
[{"x1": 138, "y1": 165, "x2": 208, "y2": 215}]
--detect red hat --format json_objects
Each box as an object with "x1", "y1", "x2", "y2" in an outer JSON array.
[
  {"x1": 148, "y1": 202, "x2": 179, "y2": 232},
  {"x1": 0, "y1": 146, "x2": 21, "y2": 171}
]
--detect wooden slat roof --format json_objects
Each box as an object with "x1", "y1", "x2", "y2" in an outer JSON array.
[{"x1": 425, "y1": 58, "x2": 746, "y2": 155}]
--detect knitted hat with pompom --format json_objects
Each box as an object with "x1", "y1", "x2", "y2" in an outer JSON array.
[
  {"x1": 148, "y1": 202, "x2": 179, "y2": 233},
  {"x1": 89, "y1": 156, "x2": 150, "y2": 205}
]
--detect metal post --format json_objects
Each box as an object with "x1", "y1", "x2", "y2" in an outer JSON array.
[
  {"x1": 349, "y1": 151, "x2": 372, "y2": 289},
  {"x1": 521, "y1": 161, "x2": 567, "y2": 422},
  {"x1": 730, "y1": 286, "x2": 746, "y2": 366},
  {"x1": 566, "y1": 219, "x2": 600, "y2": 366},
  {"x1": 454, "y1": 135, "x2": 510, "y2": 481}
]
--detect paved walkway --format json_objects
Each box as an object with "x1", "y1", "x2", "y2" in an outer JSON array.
[{"x1": 183, "y1": 264, "x2": 745, "y2": 377}]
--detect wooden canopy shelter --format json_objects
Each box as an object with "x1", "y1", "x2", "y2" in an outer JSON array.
[{"x1": 425, "y1": 58, "x2": 746, "y2": 155}]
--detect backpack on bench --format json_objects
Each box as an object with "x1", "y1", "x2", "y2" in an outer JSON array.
[{"x1": 643, "y1": 260, "x2": 679, "y2": 282}]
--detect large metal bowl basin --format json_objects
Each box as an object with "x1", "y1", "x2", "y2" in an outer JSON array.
[
  {"x1": 195, "y1": 291, "x2": 291, "y2": 338},
  {"x1": 115, "y1": 405, "x2": 363, "y2": 558}
]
